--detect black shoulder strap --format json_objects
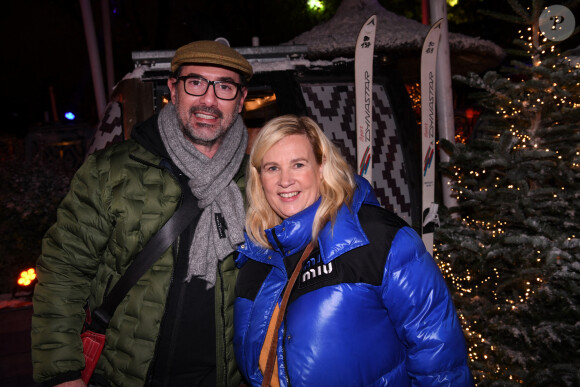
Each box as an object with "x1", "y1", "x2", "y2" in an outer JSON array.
[{"x1": 91, "y1": 191, "x2": 199, "y2": 332}]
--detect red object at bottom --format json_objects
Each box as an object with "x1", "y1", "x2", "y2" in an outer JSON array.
[{"x1": 80, "y1": 330, "x2": 106, "y2": 384}]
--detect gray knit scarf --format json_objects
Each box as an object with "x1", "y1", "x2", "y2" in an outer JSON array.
[{"x1": 158, "y1": 102, "x2": 247, "y2": 287}]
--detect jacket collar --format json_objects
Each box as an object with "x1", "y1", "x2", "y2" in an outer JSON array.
[
  {"x1": 131, "y1": 113, "x2": 171, "y2": 160},
  {"x1": 237, "y1": 176, "x2": 380, "y2": 268}
]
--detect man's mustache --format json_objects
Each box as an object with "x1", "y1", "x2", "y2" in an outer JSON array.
[{"x1": 189, "y1": 106, "x2": 223, "y2": 119}]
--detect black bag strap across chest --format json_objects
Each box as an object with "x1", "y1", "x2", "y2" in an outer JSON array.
[{"x1": 91, "y1": 191, "x2": 200, "y2": 332}]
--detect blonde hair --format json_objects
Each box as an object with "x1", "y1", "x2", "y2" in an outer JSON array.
[{"x1": 246, "y1": 115, "x2": 356, "y2": 249}]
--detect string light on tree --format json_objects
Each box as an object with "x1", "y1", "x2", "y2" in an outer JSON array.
[{"x1": 435, "y1": 2, "x2": 579, "y2": 383}]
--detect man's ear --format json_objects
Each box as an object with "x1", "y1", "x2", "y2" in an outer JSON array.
[
  {"x1": 238, "y1": 87, "x2": 249, "y2": 113},
  {"x1": 167, "y1": 78, "x2": 177, "y2": 103}
]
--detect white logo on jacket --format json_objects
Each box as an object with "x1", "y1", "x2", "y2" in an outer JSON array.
[{"x1": 301, "y1": 255, "x2": 334, "y2": 284}]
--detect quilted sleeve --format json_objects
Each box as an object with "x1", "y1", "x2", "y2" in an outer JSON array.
[
  {"x1": 382, "y1": 227, "x2": 474, "y2": 386},
  {"x1": 31, "y1": 153, "x2": 112, "y2": 384}
]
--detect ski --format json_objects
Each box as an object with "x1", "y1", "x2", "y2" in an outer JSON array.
[
  {"x1": 355, "y1": 14, "x2": 377, "y2": 184},
  {"x1": 420, "y1": 19, "x2": 443, "y2": 255}
]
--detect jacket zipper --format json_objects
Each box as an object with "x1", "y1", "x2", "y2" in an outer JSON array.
[
  {"x1": 282, "y1": 314, "x2": 291, "y2": 387},
  {"x1": 274, "y1": 237, "x2": 292, "y2": 386}
]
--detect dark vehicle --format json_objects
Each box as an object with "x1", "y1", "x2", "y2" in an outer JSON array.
[{"x1": 89, "y1": 43, "x2": 422, "y2": 229}]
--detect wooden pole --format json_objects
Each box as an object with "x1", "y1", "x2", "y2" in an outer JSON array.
[
  {"x1": 79, "y1": 0, "x2": 107, "y2": 120},
  {"x1": 101, "y1": 0, "x2": 115, "y2": 97},
  {"x1": 49, "y1": 86, "x2": 59, "y2": 122},
  {"x1": 422, "y1": 0, "x2": 430, "y2": 25}
]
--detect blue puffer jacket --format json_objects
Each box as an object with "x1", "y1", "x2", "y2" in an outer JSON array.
[{"x1": 234, "y1": 177, "x2": 473, "y2": 386}]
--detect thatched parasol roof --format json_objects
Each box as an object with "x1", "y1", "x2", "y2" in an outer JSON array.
[{"x1": 286, "y1": 0, "x2": 505, "y2": 79}]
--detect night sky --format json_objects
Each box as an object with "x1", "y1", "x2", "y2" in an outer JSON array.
[
  {"x1": 1, "y1": 0, "x2": 575, "y2": 135},
  {"x1": 1, "y1": 0, "x2": 332, "y2": 134}
]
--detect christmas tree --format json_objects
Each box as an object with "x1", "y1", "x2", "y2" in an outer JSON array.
[{"x1": 435, "y1": 1, "x2": 580, "y2": 385}]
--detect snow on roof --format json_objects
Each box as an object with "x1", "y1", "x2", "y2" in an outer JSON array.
[{"x1": 286, "y1": 0, "x2": 505, "y2": 74}]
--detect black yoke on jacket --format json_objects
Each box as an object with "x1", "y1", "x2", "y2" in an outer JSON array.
[{"x1": 236, "y1": 204, "x2": 409, "y2": 306}]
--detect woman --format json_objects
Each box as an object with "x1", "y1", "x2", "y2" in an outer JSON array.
[{"x1": 234, "y1": 115, "x2": 473, "y2": 386}]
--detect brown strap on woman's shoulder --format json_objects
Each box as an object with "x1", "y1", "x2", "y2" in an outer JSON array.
[{"x1": 261, "y1": 242, "x2": 315, "y2": 387}]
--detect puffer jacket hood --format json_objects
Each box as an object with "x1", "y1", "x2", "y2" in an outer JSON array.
[{"x1": 131, "y1": 113, "x2": 170, "y2": 159}]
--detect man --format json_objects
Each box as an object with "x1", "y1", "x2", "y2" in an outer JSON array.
[{"x1": 31, "y1": 40, "x2": 252, "y2": 387}]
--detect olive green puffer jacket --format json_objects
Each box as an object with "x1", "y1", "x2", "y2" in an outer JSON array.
[{"x1": 31, "y1": 121, "x2": 244, "y2": 386}]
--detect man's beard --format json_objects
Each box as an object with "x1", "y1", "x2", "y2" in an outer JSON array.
[{"x1": 177, "y1": 97, "x2": 241, "y2": 148}]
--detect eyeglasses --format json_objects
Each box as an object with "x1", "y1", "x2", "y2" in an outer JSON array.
[{"x1": 176, "y1": 75, "x2": 241, "y2": 100}]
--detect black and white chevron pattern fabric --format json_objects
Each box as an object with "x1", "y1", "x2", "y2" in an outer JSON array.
[{"x1": 300, "y1": 83, "x2": 412, "y2": 224}]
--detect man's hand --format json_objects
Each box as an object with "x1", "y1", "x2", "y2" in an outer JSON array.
[{"x1": 55, "y1": 379, "x2": 87, "y2": 387}]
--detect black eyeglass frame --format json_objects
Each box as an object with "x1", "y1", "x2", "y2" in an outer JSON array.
[{"x1": 175, "y1": 75, "x2": 242, "y2": 101}]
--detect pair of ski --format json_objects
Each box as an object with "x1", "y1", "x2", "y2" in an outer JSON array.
[{"x1": 355, "y1": 16, "x2": 443, "y2": 255}]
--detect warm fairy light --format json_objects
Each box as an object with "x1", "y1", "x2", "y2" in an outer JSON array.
[
  {"x1": 18, "y1": 268, "x2": 37, "y2": 286},
  {"x1": 441, "y1": 9, "x2": 579, "y2": 382}
]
